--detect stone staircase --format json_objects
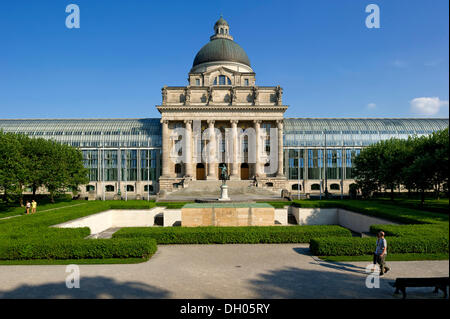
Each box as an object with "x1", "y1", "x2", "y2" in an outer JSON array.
[{"x1": 161, "y1": 180, "x2": 282, "y2": 201}]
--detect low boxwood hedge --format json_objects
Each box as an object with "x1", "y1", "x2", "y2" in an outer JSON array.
[
  {"x1": 370, "y1": 224, "x2": 449, "y2": 238},
  {"x1": 310, "y1": 236, "x2": 449, "y2": 256},
  {"x1": 113, "y1": 225, "x2": 352, "y2": 244},
  {"x1": 0, "y1": 238, "x2": 157, "y2": 260}
]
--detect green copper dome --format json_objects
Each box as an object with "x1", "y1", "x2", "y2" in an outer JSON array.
[{"x1": 192, "y1": 38, "x2": 251, "y2": 67}]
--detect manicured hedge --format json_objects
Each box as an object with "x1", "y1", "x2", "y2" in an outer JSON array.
[
  {"x1": 310, "y1": 236, "x2": 449, "y2": 256},
  {"x1": 113, "y1": 225, "x2": 352, "y2": 244},
  {"x1": 370, "y1": 224, "x2": 449, "y2": 238},
  {"x1": 0, "y1": 238, "x2": 157, "y2": 260}
]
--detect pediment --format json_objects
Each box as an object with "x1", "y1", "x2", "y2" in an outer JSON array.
[{"x1": 202, "y1": 66, "x2": 240, "y2": 76}]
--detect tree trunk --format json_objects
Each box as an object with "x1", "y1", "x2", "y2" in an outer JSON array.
[
  {"x1": 420, "y1": 189, "x2": 425, "y2": 208},
  {"x1": 390, "y1": 187, "x2": 394, "y2": 201},
  {"x1": 32, "y1": 184, "x2": 36, "y2": 197}
]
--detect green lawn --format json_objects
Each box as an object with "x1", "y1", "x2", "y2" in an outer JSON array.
[
  {"x1": 0, "y1": 199, "x2": 86, "y2": 219},
  {"x1": 0, "y1": 198, "x2": 448, "y2": 264}
]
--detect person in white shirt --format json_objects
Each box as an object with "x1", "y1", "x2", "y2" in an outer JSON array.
[{"x1": 373, "y1": 231, "x2": 390, "y2": 276}]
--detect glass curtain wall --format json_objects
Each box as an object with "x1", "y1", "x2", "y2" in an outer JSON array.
[
  {"x1": 121, "y1": 150, "x2": 137, "y2": 181},
  {"x1": 326, "y1": 149, "x2": 342, "y2": 179},
  {"x1": 82, "y1": 150, "x2": 98, "y2": 181},
  {"x1": 287, "y1": 149, "x2": 304, "y2": 180},
  {"x1": 345, "y1": 148, "x2": 361, "y2": 179},
  {"x1": 140, "y1": 149, "x2": 158, "y2": 181},
  {"x1": 308, "y1": 149, "x2": 323, "y2": 180}
]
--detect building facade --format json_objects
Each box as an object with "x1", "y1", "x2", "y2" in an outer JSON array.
[{"x1": 0, "y1": 17, "x2": 448, "y2": 199}]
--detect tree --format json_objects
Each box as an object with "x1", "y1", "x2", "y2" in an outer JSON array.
[
  {"x1": 353, "y1": 128, "x2": 448, "y2": 202},
  {"x1": 0, "y1": 131, "x2": 25, "y2": 202},
  {"x1": 353, "y1": 143, "x2": 382, "y2": 198},
  {"x1": 0, "y1": 131, "x2": 89, "y2": 203}
]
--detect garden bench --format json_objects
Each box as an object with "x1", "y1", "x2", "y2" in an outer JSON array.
[{"x1": 392, "y1": 277, "x2": 449, "y2": 299}]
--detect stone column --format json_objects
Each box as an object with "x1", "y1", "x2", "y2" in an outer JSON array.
[
  {"x1": 230, "y1": 120, "x2": 239, "y2": 179},
  {"x1": 184, "y1": 120, "x2": 193, "y2": 177},
  {"x1": 206, "y1": 120, "x2": 216, "y2": 180},
  {"x1": 254, "y1": 120, "x2": 261, "y2": 177},
  {"x1": 161, "y1": 119, "x2": 170, "y2": 177},
  {"x1": 277, "y1": 120, "x2": 284, "y2": 177}
]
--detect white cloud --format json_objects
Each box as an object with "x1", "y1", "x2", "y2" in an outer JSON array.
[
  {"x1": 392, "y1": 59, "x2": 407, "y2": 68},
  {"x1": 424, "y1": 59, "x2": 442, "y2": 67},
  {"x1": 410, "y1": 97, "x2": 449, "y2": 116},
  {"x1": 367, "y1": 103, "x2": 376, "y2": 109}
]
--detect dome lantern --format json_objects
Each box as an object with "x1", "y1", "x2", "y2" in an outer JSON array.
[
  {"x1": 191, "y1": 17, "x2": 252, "y2": 71},
  {"x1": 211, "y1": 15, "x2": 233, "y2": 41}
]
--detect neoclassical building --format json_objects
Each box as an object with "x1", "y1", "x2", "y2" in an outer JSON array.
[
  {"x1": 0, "y1": 17, "x2": 448, "y2": 200},
  {"x1": 157, "y1": 17, "x2": 288, "y2": 192}
]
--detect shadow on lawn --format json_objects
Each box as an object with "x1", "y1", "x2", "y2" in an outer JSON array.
[{"x1": 0, "y1": 276, "x2": 170, "y2": 299}]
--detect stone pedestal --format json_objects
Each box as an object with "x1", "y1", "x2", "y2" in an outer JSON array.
[
  {"x1": 219, "y1": 184, "x2": 230, "y2": 201},
  {"x1": 181, "y1": 203, "x2": 275, "y2": 227}
]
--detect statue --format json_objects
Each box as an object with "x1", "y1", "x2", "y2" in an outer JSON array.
[
  {"x1": 206, "y1": 87, "x2": 213, "y2": 104},
  {"x1": 275, "y1": 85, "x2": 283, "y2": 105},
  {"x1": 184, "y1": 87, "x2": 191, "y2": 105},
  {"x1": 230, "y1": 87, "x2": 237, "y2": 104},
  {"x1": 220, "y1": 165, "x2": 229, "y2": 183},
  {"x1": 162, "y1": 86, "x2": 168, "y2": 105},
  {"x1": 253, "y1": 86, "x2": 259, "y2": 105}
]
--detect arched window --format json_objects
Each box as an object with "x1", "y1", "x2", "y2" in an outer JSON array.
[
  {"x1": 311, "y1": 184, "x2": 321, "y2": 191},
  {"x1": 126, "y1": 185, "x2": 134, "y2": 192},
  {"x1": 86, "y1": 185, "x2": 95, "y2": 192},
  {"x1": 105, "y1": 185, "x2": 115, "y2": 192},
  {"x1": 292, "y1": 184, "x2": 301, "y2": 191},
  {"x1": 266, "y1": 182, "x2": 274, "y2": 187},
  {"x1": 330, "y1": 183, "x2": 340, "y2": 190},
  {"x1": 220, "y1": 28, "x2": 224, "y2": 34},
  {"x1": 144, "y1": 185, "x2": 154, "y2": 192}
]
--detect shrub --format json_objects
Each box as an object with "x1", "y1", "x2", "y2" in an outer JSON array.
[
  {"x1": 113, "y1": 225, "x2": 352, "y2": 244},
  {"x1": 310, "y1": 236, "x2": 449, "y2": 256},
  {"x1": 0, "y1": 238, "x2": 157, "y2": 260},
  {"x1": 370, "y1": 224, "x2": 449, "y2": 238}
]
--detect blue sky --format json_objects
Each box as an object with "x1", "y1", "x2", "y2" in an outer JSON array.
[{"x1": 0, "y1": 0, "x2": 448, "y2": 119}]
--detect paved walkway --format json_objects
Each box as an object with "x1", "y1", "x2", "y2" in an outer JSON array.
[{"x1": 0, "y1": 244, "x2": 448, "y2": 299}]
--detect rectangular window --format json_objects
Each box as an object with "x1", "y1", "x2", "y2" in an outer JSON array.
[
  {"x1": 345, "y1": 148, "x2": 361, "y2": 179},
  {"x1": 195, "y1": 79, "x2": 200, "y2": 86},
  {"x1": 140, "y1": 149, "x2": 158, "y2": 181},
  {"x1": 308, "y1": 149, "x2": 323, "y2": 180},
  {"x1": 244, "y1": 79, "x2": 249, "y2": 86},
  {"x1": 82, "y1": 150, "x2": 98, "y2": 181},
  {"x1": 102, "y1": 150, "x2": 118, "y2": 181},
  {"x1": 121, "y1": 150, "x2": 137, "y2": 181},
  {"x1": 325, "y1": 149, "x2": 342, "y2": 180}
]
